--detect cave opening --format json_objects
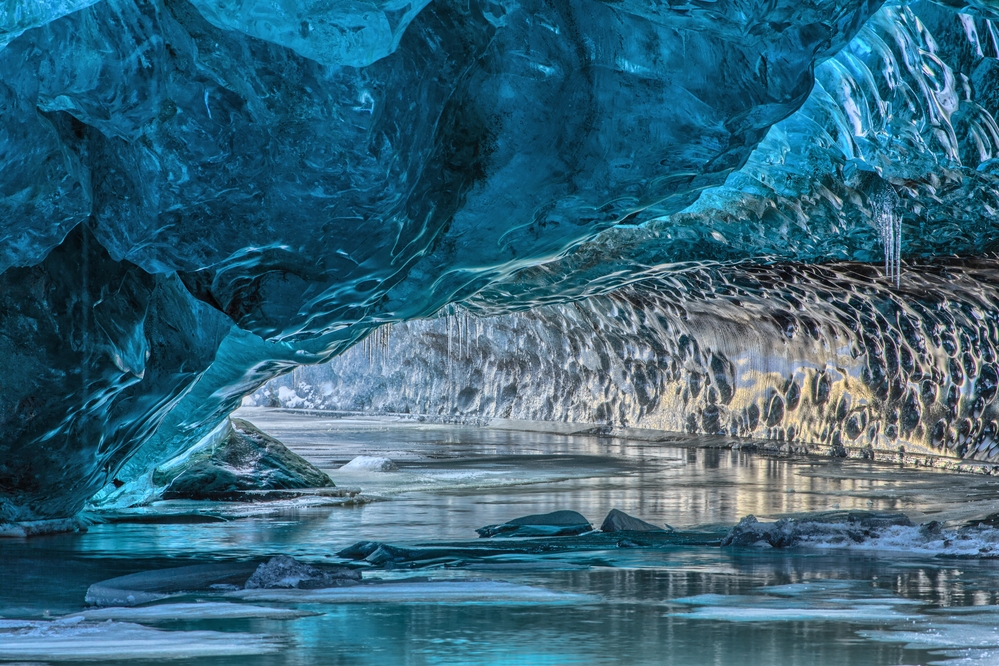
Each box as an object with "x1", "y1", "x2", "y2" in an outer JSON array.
[{"x1": 6, "y1": 0, "x2": 999, "y2": 662}]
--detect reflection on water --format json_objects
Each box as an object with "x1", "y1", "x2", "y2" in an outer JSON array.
[{"x1": 5, "y1": 409, "x2": 999, "y2": 664}]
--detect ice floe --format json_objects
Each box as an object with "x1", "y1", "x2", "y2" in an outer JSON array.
[
  {"x1": 0, "y1": 617, "x2": 279, "y2": 660},
  {"x1": 231, "y1": 579, "x2": 592, "y2": 604},
  {"x1": 71, "y1": 602, "x2": 315, "y2": 622}
]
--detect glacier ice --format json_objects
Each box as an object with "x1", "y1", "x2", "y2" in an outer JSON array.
[
  {"x1": 255, "y1": 257, "x2": 999, "y2": 461},
  {"x1": 4, "y1": 0, "x2": 999, "y2": 521},
  {"x1": 150, "y1": 417, "x2": 334, "y2": 500}
]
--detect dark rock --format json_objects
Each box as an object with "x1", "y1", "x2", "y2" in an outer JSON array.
[
  {"x1": 85, "y1": 562, "x2": 260, "y2": 606},
  {"x1": 476, "y1": 510, "x2": 592, "y2": 538},
  {"x1": 336, "y1": 541, "x2": 456, "y2": 567},
  {"x1": 244, "y1": 555, "x2": 360, "y2": 589},
  {"x1": 721, "y1": 511, "x2": 914, "y2": 548},
  {"x1": 154, "y1": 418, "x2": 333, "y2": 500},
  {"x1": 600, "y1": 509, "x2": 667, "y2": 533},
  {"x1": 720, "y1": 515, "x2": 774, "y2": 547}
]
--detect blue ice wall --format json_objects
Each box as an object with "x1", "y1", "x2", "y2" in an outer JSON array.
[{"x1": 3, "y1": 0, "x2": 999, "y2": 520}]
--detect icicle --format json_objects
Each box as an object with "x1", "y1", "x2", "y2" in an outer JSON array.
[{"x1": 874, "y1": 186, "x2": 901, "y2": 287}]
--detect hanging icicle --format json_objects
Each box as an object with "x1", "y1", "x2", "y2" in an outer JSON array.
[{"x1": 874, "y1": 185, "x2": 901, "y2": 287}]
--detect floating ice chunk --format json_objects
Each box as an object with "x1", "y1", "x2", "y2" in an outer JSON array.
[
  {"x1": 85, "y1": 562, "x2": 260, "y2": 607},
  {"x1": 0, "y1": 618, "x2": 279, "y2": 660},
  {"x1": 600, "y1": 509, "x2": 668, "y2": 533},
  {"x1": 679, "y1": 605, "x2": 911, "y2": 623},
  {"x1": 477, "y1": 510, "x2": 592, "y2": 538},
  {"x1": 0, "y1": 516, "x2": 91, "y2": 538},
  {"x1": 339, "y1": 456, "x2": 398, "y2": 472},
  {"x1": 71, "y1": 602, "x2": 315, "y2": 622},
  {"x1": 860, "y1": 622, "x2": 999, "y2": 649},
  {"x1": 758, "y1": 581, "x2": 870, "y2": 597},
  {"x1": 231, "y1": 580, "x2": 591, "y2": 604},
  {"x1": 670, "y1": 592, "x2": 916, "y2": 623}
]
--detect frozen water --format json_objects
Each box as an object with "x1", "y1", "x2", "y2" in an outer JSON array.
[
  {"x1": 231, "y1": 579, "x2": 592, "y2": 604},
  {"x1": 71, "y1": 602, "x2": 315, "y2": 621},
  {"x1": 0, "y1": 618, "x2": 279, "y2": 660},
  {"x1": 8, "y1": 416, "x2": 999, "y2": 664},
  {"x1": 85, "y1": 562, "x2": 259, "y2": 606}
]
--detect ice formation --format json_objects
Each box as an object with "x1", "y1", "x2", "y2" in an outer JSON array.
[{"x1": 4, "y1": 0, "x2": 999, "y2": 521}]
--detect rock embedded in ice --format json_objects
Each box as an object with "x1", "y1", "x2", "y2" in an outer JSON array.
[
  {"x1": 339, "y1": 456, "x2": 398, "y2": 472},
  {"x1": 600, "y1": 509, "x2": 668, "y2": 533},
  {"x1": 153, "y1": 418, "x2": 333, "y2": 500},
  {"x1": 476, "y1": 510, "x2": 592, "y2": 538},
  {"x1": 244, "y1": 555, "x2": 361, "y2": 589},
  {"x1": 85, "y1": 562, "x2": 261, "y2": 606}
]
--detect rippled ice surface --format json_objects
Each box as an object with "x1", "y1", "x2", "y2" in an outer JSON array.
[{"x1": 7, "y1": 410, "x2": 999, "y2": 664}]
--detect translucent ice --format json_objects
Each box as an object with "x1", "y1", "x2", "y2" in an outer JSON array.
[
  {"x1": 5, "y1": 0, "x2": 999, "y2": 521},
  {"x1": 0, "y1": 617, "x2": 279, "y2": 660}
]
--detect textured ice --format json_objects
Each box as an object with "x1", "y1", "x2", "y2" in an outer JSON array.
[
  {"x1": 5, "y1": 0, "x2": 999, "y2": 520},
  {"x1": 0, "y1": 617, "x2": 279, "y2": 660},
  {"x1": 256, "y1": 259, "x2": 999, "y2": 463}
]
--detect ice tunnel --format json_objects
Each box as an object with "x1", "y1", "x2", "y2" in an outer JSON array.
[{"x1": 4, "y1": 0, "x2": 999, "y2": 524}]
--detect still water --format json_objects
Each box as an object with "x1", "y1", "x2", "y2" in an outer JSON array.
[{"x1": 6, "y1": 408, "x2": 999, "y2": 665}]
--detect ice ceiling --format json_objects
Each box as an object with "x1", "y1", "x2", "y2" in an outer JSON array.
[{"x1": 3, "y1": 0, "x2": 999, "y2": 521}]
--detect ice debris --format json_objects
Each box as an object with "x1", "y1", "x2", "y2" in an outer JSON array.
[
  {"x1": 84, "y1": 555, "x2": 357, "y2": 606},
  {"x1": 721, "y1": 512, "x2": 914, "y2": 548},
  {"x1": 244, "y1": 555, "x2": 361, "y2": 589},
  {"x1": 476, "y1": 510, "x2": 593, "y2": 538},
  {"x1": 85, "y1": 562, "x2": 261, "y2": 606},
  {"x1": 599, "y1": 509, "x2": 670, "y2": 533}
]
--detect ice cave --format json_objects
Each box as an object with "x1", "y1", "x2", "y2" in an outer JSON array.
[{"x1": 6, "y1": 0, "x2": 999, "y2": 663}]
